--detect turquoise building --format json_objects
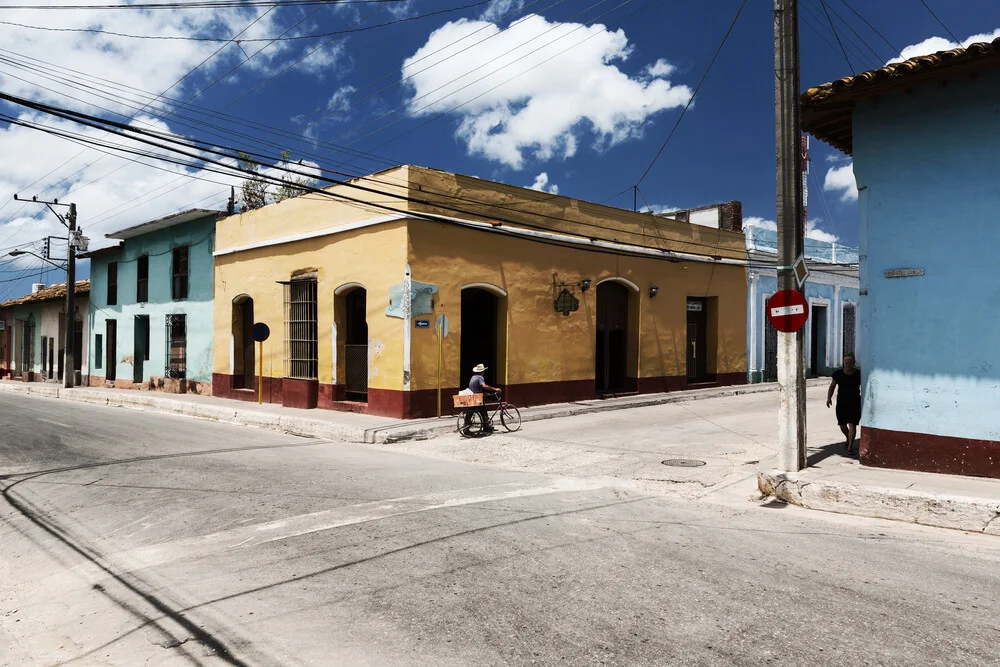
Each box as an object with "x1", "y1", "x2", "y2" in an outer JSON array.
[
  {"x1": 803, "y1": 38, "x2": 1000, "y2": 478},
  {"x1": 85, "y1": 209, "x2": 219, "y2": 394}
]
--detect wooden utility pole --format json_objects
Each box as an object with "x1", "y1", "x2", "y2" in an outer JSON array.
[{"x1": 774, "y1": 0, "x2": 807, "y2": 471}]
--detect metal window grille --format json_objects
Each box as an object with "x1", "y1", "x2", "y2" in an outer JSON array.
[
  {"x1": 95, "y1": 333, "x2": 103, "y2": 369},
  {"x1": 22, "y1": 318, "x2": 35, "y2": 371},
  {"x1": 763, "y1": 305, "x2": 778, "y2": 382},
  {"x1": 165, "y1": 314, "x2": 187, "y2": 379},
  {"x1": 172, "y1": 246, "x2": 189, "y2": 300},
  {"x1": 137, "y1": 255, "x2": 149, "y2": 303},
  {"x1": 842, "y1": 303, "x2": 856, "y2": 360},
  {"x1": 284, "y1": 279, "x2": 318, "y2": 379},
  {"x1": 107, "y1": 261, "x2": 118, "y2": 306}
]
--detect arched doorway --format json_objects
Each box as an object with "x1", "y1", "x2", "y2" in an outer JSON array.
[
  {"x1": 232, "y1": 295, "x2": 254, "y2": 389},
  {"x1": 344, "y1": 287, "x2": 368, "y2": 402},
  {"x1": 460, "y1": 286, "x2": 506, "y2": 391},
  {"x1": 596, "y1": 281, "x2": 631, "y2": 394}
]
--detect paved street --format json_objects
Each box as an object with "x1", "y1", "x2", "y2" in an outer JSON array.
[
  {"x1": 387, "y1": 385, "x2": 850, "y2": 498},
  {"x1": 3, "y1": 392, "x2": 1000, "y2": 666}
]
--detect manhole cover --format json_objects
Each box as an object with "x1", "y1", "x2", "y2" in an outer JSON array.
[{"x1": 661, "y1": 459, "x2": 706, "y2": 467}]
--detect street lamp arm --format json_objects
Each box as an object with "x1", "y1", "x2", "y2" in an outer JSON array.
[{"x1": 8, "y1": 249, "x2": 67, "y2": 271}]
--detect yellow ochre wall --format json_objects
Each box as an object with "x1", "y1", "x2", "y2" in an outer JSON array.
[
  {"x1": 213, "y1": 175, "x2": 411, "y2": 393},
  {"x1": 211, "y1": 163, "x2": 747, "y2": 417},
  {"x1": 406, "y1": 220, "x2": 747, "y2": 397}
]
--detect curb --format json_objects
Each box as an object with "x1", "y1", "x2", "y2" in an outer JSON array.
[
  {"x1": 0, "y1": 378, "x2": 823, "y2": 446},
  {"x1": 367, "y1": 379, "x2": 831, "y2": 443},
  {"x1": 757, "y1": 470, "x2": 1000, "y2": 534}
]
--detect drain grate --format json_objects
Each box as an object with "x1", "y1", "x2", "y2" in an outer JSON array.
[{"x1": 661, "y1": 459, "x2": 706, "y2": 467}]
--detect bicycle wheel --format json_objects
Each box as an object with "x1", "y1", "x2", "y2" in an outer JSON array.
[
  {"x1": 458, "y1": 410, "x2": 484, "y2": 437},
  {"x1": 500, "y1": 404, "x2": 522, "y2": 432}
]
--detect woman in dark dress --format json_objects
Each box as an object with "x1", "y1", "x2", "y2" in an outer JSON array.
[{"x1": 827, "y1": 353, "x2": 862, "y2": 454}]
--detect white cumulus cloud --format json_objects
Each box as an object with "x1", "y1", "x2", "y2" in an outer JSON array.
[
  {"x1": 889, "y1": 28, "x2": 1000, "y2": 63},
  {"x1": 0, "y1": 1, "x2": 348, "y2": 298},
  {"x1": 401, "y1": 15, "x2": 692, "y2": 169},
  {"x1": 644, "y1": 58, "x2": 675, "y2": 78},
  {"x1": 481, "y1": 0, "x2": 526, "y2": 23},
  {"x1": 528, "y1": 172, "x2": 558, "y2": 194},
  {"x1": 824, "y1": 163, "x2": 858, "y2": 202},
  {"x1": 744, "y1": 216, "x2": 839, "y2": 243}
]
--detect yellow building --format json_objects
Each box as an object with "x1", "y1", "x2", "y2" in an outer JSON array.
[{"x1": 212, "y1": 165, "x2": 748, "y2": 418}]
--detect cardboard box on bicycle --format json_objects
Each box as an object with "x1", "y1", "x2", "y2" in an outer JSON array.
[{"x1": 452, "y1": 394, "x2": 483, "y2": 408}]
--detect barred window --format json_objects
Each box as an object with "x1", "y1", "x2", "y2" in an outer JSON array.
[
  {"x1": 284, "y1": 277, "x2": 318, "y2": 379},
  {"x1": 22, "y1": 316, "x2": 35, "y2": 369},
  {"x1": 166, "y1": 314, "x2": 187, "y2": 379},
  {"x1": 107, "y1": 261, "x2": 118, "y2": 306},
  {"x1": 172, "y1": 246, "x2": 189, "y2": 300},
  {"x1": 137, "y1": 255, "x2": 149, "y2": 303},
  {"x1": 95, "y1": 333, "x2": 103, "y2": 369}
]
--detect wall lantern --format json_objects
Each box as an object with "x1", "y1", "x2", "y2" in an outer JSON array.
[
  {"x1": 580, "y1": 278, "x2": 592, "y2": 292},
  {"x1": 649, "y1": 285, "x2": 659, "y2": 298}
]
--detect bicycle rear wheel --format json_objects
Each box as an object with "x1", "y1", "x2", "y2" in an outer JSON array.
[{"x1": 500, "y1": 404, "x2": 522, "y2": 432}]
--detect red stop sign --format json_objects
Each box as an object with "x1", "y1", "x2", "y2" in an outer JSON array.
[{"x1": 767, "y1": 290, "x2": 809, "y2": 333}]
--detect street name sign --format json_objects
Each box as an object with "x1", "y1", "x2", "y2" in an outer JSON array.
[{"x1": 767, "y1": 290, "x2": 809, "y2": 333}]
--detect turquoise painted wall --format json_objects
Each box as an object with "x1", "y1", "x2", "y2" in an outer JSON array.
[
  {"x1": 852, "y1": 70, "x2": 1000, "y2": 442},
  {"x1": 89, "y1": 215, "x2": 215, "y2": 384}
]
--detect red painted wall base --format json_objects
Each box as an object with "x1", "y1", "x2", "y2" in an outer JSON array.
[
  {"x1": 211, "y1": 372, "x2": 747, "y2": 420},
  {"x1": 861, "y1": 426, "x2": 1000, "y2": 479}
]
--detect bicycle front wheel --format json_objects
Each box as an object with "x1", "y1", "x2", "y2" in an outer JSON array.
[
  {"x1": 500, "y1": 404, "x2": 522, "y2": 432},
  {"x1": 458, "y1": 410, "x2": 485, "y2": 437}
]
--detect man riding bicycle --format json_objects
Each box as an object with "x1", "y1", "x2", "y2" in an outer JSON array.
[{"x1": 467, "y1": 363, "x2": 500, "y2": 434}]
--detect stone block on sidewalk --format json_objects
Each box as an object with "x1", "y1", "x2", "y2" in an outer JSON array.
[{"x1": 758, "y1": 469, "x2": 1000, "y2": 533}]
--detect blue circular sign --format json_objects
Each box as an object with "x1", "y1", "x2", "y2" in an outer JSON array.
[{"x1": 251, "y1": 322, "x2": 270, "y2": 343}]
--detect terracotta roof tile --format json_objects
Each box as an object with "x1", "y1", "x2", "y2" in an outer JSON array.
[
  {"x1": 0, "y1": 280, "x2": 90, "y2": 308},
  {"x1": 801, "y1": 37, "x2": 1000, "y2": 154}
]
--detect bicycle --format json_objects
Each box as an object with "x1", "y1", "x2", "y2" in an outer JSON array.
[{"x1": 455, "y1": 390, "x2": 522, "y2": 437}]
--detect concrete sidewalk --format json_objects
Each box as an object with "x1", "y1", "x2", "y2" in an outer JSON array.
[
  {"x1": 0, "y1": 378, "x2": 825, "y2": 444},
  {"x1": 758, "y1": 451, "x2": 1000, "y2": 534}
]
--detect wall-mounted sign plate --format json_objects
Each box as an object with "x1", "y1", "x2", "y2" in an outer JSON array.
[
  {"x1": 884, "y1": 268, "x2": 924, "y2": 278},
  {"x1": 415, "y1": 320, "x2": 430, "y2": 328}
]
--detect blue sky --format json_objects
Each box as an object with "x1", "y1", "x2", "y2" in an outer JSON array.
[{"x1": 0, "y1": 0, "x2": 997, "y2": 299}]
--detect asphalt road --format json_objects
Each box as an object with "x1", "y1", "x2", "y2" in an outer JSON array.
[{"x1": 2, "y1": 392, "x2": 999, "y2": 666}]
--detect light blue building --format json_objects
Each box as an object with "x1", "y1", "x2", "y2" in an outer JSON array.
[
  {"x1": 746, "y1": 223, "x2": 859, "y2": 383},
  {"x1": 84, "y1": 209, "x2": 219, "y2": 394},
  {"x1": 802, "y1": 38, "x2": 1000, "y2": 478}
]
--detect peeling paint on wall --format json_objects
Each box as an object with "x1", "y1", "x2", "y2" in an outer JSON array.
[{"x1": 369, "y1": 337, "x2": 385, "y2": 378}]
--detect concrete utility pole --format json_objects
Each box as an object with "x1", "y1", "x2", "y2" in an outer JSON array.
[
  {"x1": 774, "y1": 0, "x2": 807, "y2": 471},
  {"x1": 12, "y1": 195, "x2": 82, "y2": 388},
  {"x1": 64, "y1": 203, "x2": 77, "y2": 388}
]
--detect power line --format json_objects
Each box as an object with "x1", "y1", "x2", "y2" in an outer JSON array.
[
  {"x1": 1, "y1": 0, "x2": 397, "y2": 9},
  {"x1": 0, "y1": 90, "x2": 750, "y2": 260},
  {"x1": 819, "y1": 0, "x2": 855, "y2": 71},
  {"x1": 0, "y1": 1, "x2": 279, "y2": 227},
  {"x1": 817, "y1": 0, "x2": 886, "y2": 64},
  {"x1": 918, "y1": 0, "x2": 961, "y2": 45},
  {"x1": 836, "y1": 0, "x2": 902, "y2": 59},
  {"x1": 334, "y1": 0, "x2": 614, "y2": 148},
  {"x1": 633, "y1": 0, "x2": 747, "y2": 187},
  {"x1": 800, "y1": 1, "x2": 871, "y2": 69},
  {"x1": 363, "y1": 0, "x2": 663, "y2": 154},
  {"x1": 289, "y1": 0, "x2": 564, "y2": 139},
  {"x1": 0, "y1": 4, "x2": 486, "y2": 43}
]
